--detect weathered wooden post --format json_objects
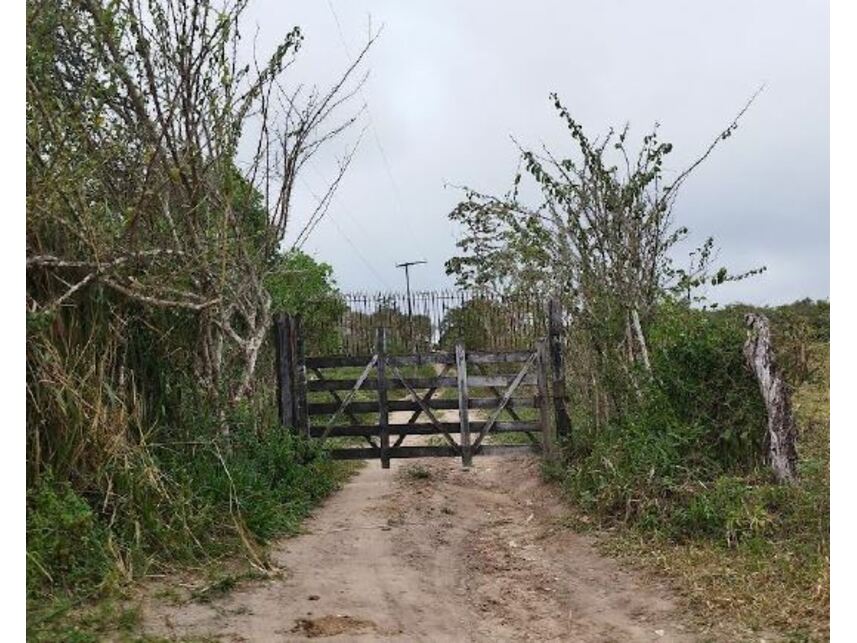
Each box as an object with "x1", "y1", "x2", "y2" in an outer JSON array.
[
  {"x1": 273, "y1": 313, "x2": 295, "y2": 430},
  {"x1": 376, "y1": 327, "x2": 390, "y2": 469},
  {"x1": 292, "y1": 314, "x2": 309, "y2": 438},
  {"x1": 744, "y1": 312, "x2": 798, "y2": 484},
  {"x1": 456, "y1": 343, "x2": 472, "y2": 468},
  {"x1": 536, "y1": 339, "x2": 557, "y2": 459},
  {"x1": 548, "y1": 298, "x2": 571, "y2": 442}
]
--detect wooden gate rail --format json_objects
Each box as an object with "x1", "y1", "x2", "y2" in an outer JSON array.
[
  {"x1": 305, "y1": 374, "x2": 537, "y2": 392},
  {"x1": 303, "y1": 351, "x2": 536, "y2": 368},
  {"x1": 328, "y1": 443, "x2": 542, "y2": 461},
  {"x1": 309, "y1": 421, "x2": 539, "y2": 438},
  {"x1": 298, "y1": 346, "x2": 544, "y2": 468},
  {"x1": 273, "y1": 297, "x2": 570, "y2": 467},
  {"x1": 306, "y1": 398, "x2": 538, "y2": 415}
]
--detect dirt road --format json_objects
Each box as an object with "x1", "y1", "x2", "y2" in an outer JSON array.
[{"x1": 143, "y1": 445, "x2": 695, "y2": 642}]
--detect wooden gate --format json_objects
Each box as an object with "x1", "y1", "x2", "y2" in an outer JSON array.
[{"x1": 273, "y1": 301, "x2": 570, "y2": 468}]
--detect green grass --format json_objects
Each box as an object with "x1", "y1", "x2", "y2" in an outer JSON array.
[
  {"x1": 556, "y1": 342, "x2": 829, "y2": 640},
  {"x1": 26, "y1": 423, "x2": 356, "y2": 642}
]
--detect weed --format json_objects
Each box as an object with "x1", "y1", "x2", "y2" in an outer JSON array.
[{"x1": 402, "y1": 464, "x2": 432, "y2": 481}]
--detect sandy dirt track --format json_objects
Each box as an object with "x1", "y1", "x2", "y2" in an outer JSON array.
[{"x1": 143, "y1": 444, "x2": 696, "y2": 642}]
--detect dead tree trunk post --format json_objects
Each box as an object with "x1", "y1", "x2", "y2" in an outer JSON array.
[{"x1": 744, "y1": 312, "x2": 799, "y2": 484}]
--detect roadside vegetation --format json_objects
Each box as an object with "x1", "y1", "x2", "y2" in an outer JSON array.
[
  {"x1": 445, "y1": 87, "x2": 829, "y2": 639},
  {"x1": 26, "y1": 0, "x2": 368, "y2": 639},
  {"x1": 556, "y1": 302, "x2": 829, "y2": 641}
]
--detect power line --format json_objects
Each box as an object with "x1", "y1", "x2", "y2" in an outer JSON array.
[
  {"x1": 325, "y1": 0, "x2": 431, "y2": 262},
  {"x1": 296, "y1": 175, "x2": 393, "y2": 289}
]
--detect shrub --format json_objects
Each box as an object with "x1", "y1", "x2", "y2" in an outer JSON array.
[
  {"x1": 27, "y1": 474, "x2": 110, "y2": 597},
  {"x1": 171, "y1": 427, "x2": 346, "y2": 542},
  {"x1": 562, "y1": 301, "x2": 768, "y2": 540}
]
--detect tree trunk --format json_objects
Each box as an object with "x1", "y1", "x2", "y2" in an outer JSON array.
[{"x1": 743, "y1": 312, "x2": 799, "y2": 484}]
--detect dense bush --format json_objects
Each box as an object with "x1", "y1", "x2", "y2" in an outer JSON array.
[
  {"x1": 27, "y1": 475, "x2": 110, "y2": 598},
  {"x1": 561, "y1": 301, "x2": 768, "y2": 539},
  {"x1": 27, "y1": 422, "x2": 348, "y2": 605},
  {"x1": 266, "y1": 250, "x2": 348, "y2": 355}
]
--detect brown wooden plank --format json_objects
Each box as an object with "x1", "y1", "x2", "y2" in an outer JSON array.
[
  {"x1": 536, "y1": 339, "x2": 557, "y2": 458},
  {"x1": 304, "y1": 355, "x2": 378, "y2": 368},
  {"x1": 549, "y1": 298, "x2": 571, "y2": 440},
  {"x1": 475, "y1": 444, "x2": 541, "y2": 456},
  {"x1": 293, "y1": 315, "x2": 309, "y2": 437},
  {"x1": 402, "y1": 364, "x2": 452, "y2": 424},
  {"x1": 318, "y1": 355, "x2": 378, "y2": 440},
  {"x1": 391, "y1": 365, "x2": 460, "y2": 451},
  {"x1": 273, "y1": 313, "x2": 294, "y2": 430},
  {"x1": 467, "y1": 351, "x2": 536, "y2": 364},
  {"x1": 327, "y1": 443, "x2": 540, "y2": 461},
  {"x1": 377, "y1": 328, "x2": 390, "y2": 469},
  {"x1": 471, "y1": 361, "x2": 522, "y2": 422},
  {"x1": 310, "y1": 422, "x2": 538, "y2": 438},
  {"x1": 306, "y1": 374, "x2": 537, "y2": 392},
  {"x1": 392, "y1": 363, "x2": 454, "y2": 449},
  {"x1": 304, "y1": 351, "x2": 535, "y2": 370},
  {"x1": 307, "y1": 397, "x2": 537, "y2": 416},
  {"x1": 328, "y1": 446, "x2": 457, "y2": 460},
  {"x1": 387, "y1": 353, "x2": 453, "y2": 366}
]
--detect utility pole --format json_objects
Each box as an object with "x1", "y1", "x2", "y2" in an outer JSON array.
[{"x1": 396, "y1": 260, "x2": 426, "y2": 351}]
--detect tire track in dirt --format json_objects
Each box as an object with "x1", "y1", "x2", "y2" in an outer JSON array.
[{"x1": 142, "y1": 429, "x2": 695, "y2": 642}]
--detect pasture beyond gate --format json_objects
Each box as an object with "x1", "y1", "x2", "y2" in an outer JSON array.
[{"x1": 273, "y1": 294, "x2": 570, "y2": 468}]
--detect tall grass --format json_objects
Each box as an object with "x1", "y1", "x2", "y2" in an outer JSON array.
[{"x1": 26, "y1": 299, "x2": 352, "y2": 639}]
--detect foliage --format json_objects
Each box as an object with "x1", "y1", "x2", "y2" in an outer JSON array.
[
  {"x1": 609, "y1": 342, "x2": 826, "y2": 640},
  {"x1": 445, "y1": 92, "x2": 764, "y2": 459},
  {"x1": 266, "y1": 250, "x2": 347, "y2": 354},
  {"x1": 27, "y1": 474, "x2": 110, "y2": 598},
  {"x1": 716, "y1": 298, "x2": 830, "y2": 388},
  {"x1": 561, "y1": 302, "x2": 766, "y2": 532},
  {"x1": 27, "y1": 418, "x2": 351, "y2": 640},
  {"x1": 437, "y1": 297, "x2": 524, "y2": 350},
  {"x1": 26, "y1": 0, "x2": 370, "y2": 635},
  {"x1": 341, "y1": 305, "x2": 432, "y2": 354},
  {"x1": 555, "y1": 310, "x2": 829, "y2": 640}
]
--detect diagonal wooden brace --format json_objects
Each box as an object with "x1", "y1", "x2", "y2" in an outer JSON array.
[
  {"x1": 393, "y1": 363, "x2": 453, "y2": 448},
  {"x1": 473, "y1": 352, "x2": 538, "y2": 450},
  {"x1": 319, "y1": 354, "x2": 379, "y2": 442},
  {"x1": 391, "y1": 365, "x2": 460, "y2": 451}
]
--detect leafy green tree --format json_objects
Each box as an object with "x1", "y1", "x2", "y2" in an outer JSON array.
[{"x1": 266, "y1": 250, "x2": 347, "y2": 354}]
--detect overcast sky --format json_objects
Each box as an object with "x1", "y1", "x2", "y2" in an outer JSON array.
[{"x1": 245, "y1": 0, "x2": 829, "y2": 306}]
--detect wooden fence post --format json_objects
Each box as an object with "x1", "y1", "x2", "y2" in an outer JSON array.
[
  {"x1": 377, "y1": 327, "x2": 390, "y2": 469},
  {"x1": 292, "y1": 314, "x2": 309, "y2": 438},
  {"x1": 456, "y1": 343, "x2": 472, "y2": 468},
  {"x1": 273, "y1": 313, "x2": 295, "y2": 431},
  {"x1": 548, "y1": 298, "x2": 571, "y2": 442},
  {"x1": 536, "y1": 339, "x2": 557, "y2": 459}
]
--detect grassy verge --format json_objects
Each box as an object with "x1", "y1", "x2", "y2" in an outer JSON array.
[
  {"x1": 26, "y1": 424, "x2": 357, "y2": 642},
  {"x1": 552, "y1": 343, "x2": 829, "y2": 641}
]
